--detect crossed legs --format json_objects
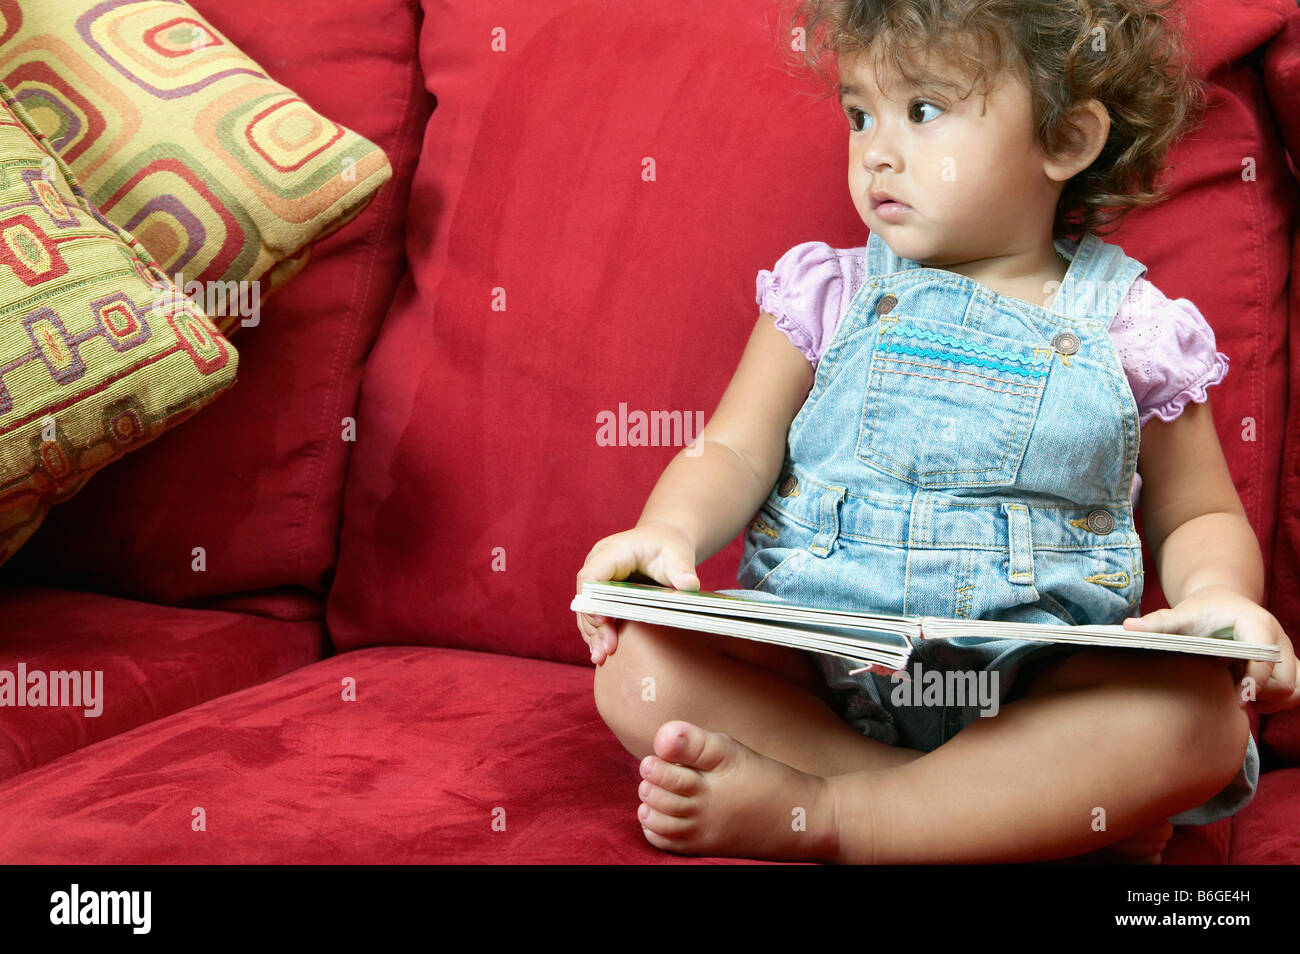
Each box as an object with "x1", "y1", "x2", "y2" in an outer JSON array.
[{"x1": 592, "y1": 620, "x2": 1249, "y2": 863}]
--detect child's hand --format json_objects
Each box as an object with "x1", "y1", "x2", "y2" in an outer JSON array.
[
  {"x1": 575, "y1": 520, "x2": 700, "y2": 666},
  {"x1": 1123, "y1": 585, "x2": 1299, "y2": 713}
]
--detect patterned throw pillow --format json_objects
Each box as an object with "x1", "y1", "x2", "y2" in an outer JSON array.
[
  {"x1": 0, "y1": 0, "x2": 391, "y2": 336},
  {"x1": 0, "y1": 82, "x2": 237, "y2": 566}
]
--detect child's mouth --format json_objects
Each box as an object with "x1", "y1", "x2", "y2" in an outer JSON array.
[{"x1": 875, "y1": 201, "x2": 912, "y2": 219}]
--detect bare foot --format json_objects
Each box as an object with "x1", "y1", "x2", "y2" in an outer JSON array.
[
  {"x1": 636, "y1": 720, "x2": 842, "y2": 862},
  {"x1": 1088, "y1": 819, "x2": 1173, "y2": 864}
]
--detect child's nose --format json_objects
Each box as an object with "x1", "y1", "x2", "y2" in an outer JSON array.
[{"x1": 862, "y1": 131, "x2": 901, "y2": 172}]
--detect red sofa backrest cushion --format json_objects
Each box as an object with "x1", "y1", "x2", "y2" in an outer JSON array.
[{"x1": 327, "y1": 0, "x2": 1298, "y2": 667}]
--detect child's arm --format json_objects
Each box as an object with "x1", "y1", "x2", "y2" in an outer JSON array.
[
  {"x1": 576, "y1": 312, "x2": 812, "y2": 662},
  {"x1": 636, "y1": 311, "x2": 814, "y2": 564},
  {"x1": 1123, "y1": 398, "x2": 1298, "y2": 712},
  {"x1": 1135, "y1": 399, "x2": 1260, "y2": 604}
]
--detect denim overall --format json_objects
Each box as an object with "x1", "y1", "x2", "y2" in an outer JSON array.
[{"x1": 727, "y1": 230, "x2": 1257, "y2": 826}]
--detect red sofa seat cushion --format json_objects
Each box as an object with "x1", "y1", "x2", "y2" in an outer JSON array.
[
  {"x1": 0, "y1": 646, "x2": 773, "y2": 863},
  {"x1": 1229, "y1": 767, "x2": 1300, "y2": 862},
  {"x1": 0, "y1": 642, "x2": 1262, "y2": 863},
  {"x1": 0, "y1": 583, "x2": 323, "y2": 781}
]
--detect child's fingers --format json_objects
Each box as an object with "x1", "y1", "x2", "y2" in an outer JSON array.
[
  {"x1": 578, "y1": 540, "x2": 642, "y2": 592},
  {"x1": 576, "y1": 550, "x2": 622, "y2": 662},
  {"x1": 667, "y1": 555, "x2": 700, "y2": 591},
  {"x1": 1262, "y1": 679, "x2": 1300, "y2": 714},
  {"x1": 576, "y1": 612, "x2": 621, "y2": 664},
  {"x1": 575, "y1": 612, "x2": 611, "y2": 661},
  {"x1": 1232, "y1": 615, "x2": 1295, "y2": 712},
  {"x1": 1252, "y1": 636, "x2": 1298, "y2": 714},
  {"x1": 581, "y1": 613, "x2": 615, "y2": 636},
  {"x1": 1254, "y1": 676, "x2": 1300, "y2": 714},
  {"x1": 576, "y1": 618, "x2": 598, "y2": 661},
  {"x1": 1121, "y1": 608, "x2": 1190, "y2": 636},
  {"x1": 1122, "y1": 605, "x2": 1297, "y2": 710},
  {"x1": 1239, "y1": 658, "x2": 1280, "y2": 708}
]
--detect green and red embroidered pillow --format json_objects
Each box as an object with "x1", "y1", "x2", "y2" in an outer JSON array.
[
  {"x1": 0, "y1": 0, "x2": 392, "y2": 336},
  {"x1": 0, "y1": 82, "x2": 237, "y2": 566}
]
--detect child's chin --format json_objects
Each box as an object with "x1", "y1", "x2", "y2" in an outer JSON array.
[{"x1": 877, "y1": 232, "x2": 930, "y2": 261}]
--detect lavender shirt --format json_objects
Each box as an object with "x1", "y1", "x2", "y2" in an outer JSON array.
[{"x1": 758, "y1": 241, "x2": 1231, "y2": 506}]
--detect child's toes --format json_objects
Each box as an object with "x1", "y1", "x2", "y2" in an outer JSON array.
[
  {"x1": 1111, "y1": 838, "x2": 1166, "y2": 858},
  {"x1": 638, "y1": 802, "x2": 697, "y2": 838},
  {"x1": 652, "y1": 719, "x2": 717, "y2": 767},
  {"x1": 1108, "y1": 847, "x2": 1163, "y2": 864},
  {"x1": 639, "y1": 778, "x2": 697, "y2": 818},
  {"x1": 640, "y1": 824, "x2": 677, "y2": 852},
  {"x1": 639, "y1": 754, "x2": 703, "y2": 795}
]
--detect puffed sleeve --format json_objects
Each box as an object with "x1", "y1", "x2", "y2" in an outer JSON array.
[
  {"x1": 1111, "y1": 278, "x2": 1230, "y2": 428},
  {"x1": 756, "y1": 241, "x2": 855, "y2": 369}
]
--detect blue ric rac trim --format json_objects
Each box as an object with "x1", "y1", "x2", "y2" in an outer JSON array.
[{"x1": 880, "y1": 326, "x2": 1048, "y2": 379}]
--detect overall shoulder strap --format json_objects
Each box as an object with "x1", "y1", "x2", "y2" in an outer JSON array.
[{"x1": 1054, "y1": 232, "x2": 1148, "y2": 321}]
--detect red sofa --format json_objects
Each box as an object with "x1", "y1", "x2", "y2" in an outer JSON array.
[{"x1": 0, "y1": 0, "x2": 1297, "y2": 864}]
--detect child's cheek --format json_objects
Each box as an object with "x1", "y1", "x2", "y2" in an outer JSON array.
[{"x1": 923, "y1": 168, "x2": 972, "y2": 219}]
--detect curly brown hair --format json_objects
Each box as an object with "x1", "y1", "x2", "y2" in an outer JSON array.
[{"x1": 777, "y1": 0, "x2": 1208, "y2": 240}]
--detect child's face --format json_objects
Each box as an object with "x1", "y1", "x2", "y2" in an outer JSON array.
[{"x1": 839, "y1": 44, "x2": 1062, "y2": 266}]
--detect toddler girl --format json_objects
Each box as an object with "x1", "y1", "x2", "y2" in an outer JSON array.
[{"x1": 575, "y1": 0, "x2": 1298, "y2": 864}]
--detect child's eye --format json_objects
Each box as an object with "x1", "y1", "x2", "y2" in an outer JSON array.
[
  {"x1": 844, "y1": 106, "x2": 872, "y2": 133},
  {"x1": 908, "y1": 100, "x2": 943, "y2": 123}
]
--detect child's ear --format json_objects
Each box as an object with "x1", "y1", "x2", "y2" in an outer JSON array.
[{"x1": 1042, "y1": 98, "x2": 1110, "y2": 183}]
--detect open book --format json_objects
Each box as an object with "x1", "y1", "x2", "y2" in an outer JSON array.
[{"x1": 571, "y1": 580, "x2": 1281, "y2": 676}]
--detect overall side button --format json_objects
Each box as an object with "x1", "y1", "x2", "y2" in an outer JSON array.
[{"x1": 1086, "y1": 509, "x2": 1115, "y2": 535}]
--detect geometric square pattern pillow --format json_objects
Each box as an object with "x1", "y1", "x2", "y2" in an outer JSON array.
[
  {"x1": 0, "y1": 0, "x2": 392, "y2": 337},
  {"x1": 0, "y1": 81, "x2": 237, "y2": 567}
]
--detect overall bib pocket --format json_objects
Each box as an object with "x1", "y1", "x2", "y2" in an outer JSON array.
[{"x1": 855, "y1": 315, "x2": 1053, "y2": 488}]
